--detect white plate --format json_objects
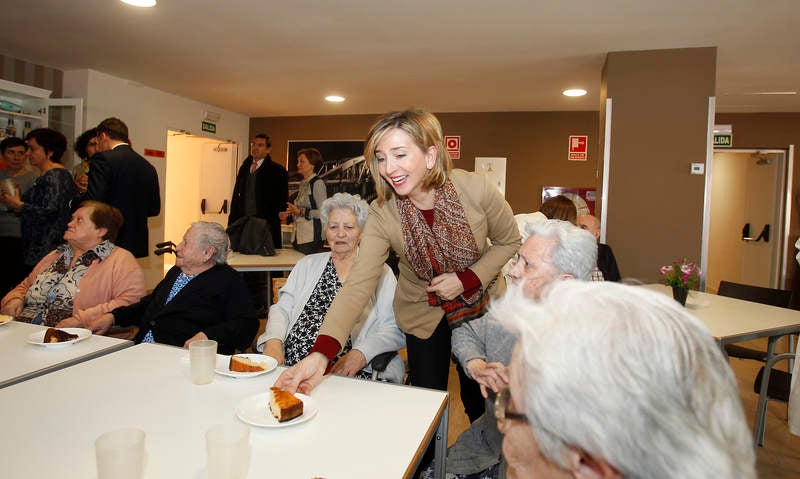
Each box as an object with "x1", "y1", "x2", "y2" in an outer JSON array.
[
  {"x1": 0, "y1": 314, "x2": 12, "y2": 326},
  {"x1": 216, "y1": 354, "x2": 278, "y2": 378},
  {"x1": 236, "y1": 392, "x2": 318, "y2": 428},
  {"x1": 27, "y1": 327, "x2": 91, "y2": 347}
]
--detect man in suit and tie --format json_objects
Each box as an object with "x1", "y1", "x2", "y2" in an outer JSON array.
[
  {"x1": 229, "y1": 133, "x2": 289, "y2": 314},
  {"x1": 229, "y1": 133, "x2": 288, "y2": 249},
  {"x1": 85, "y1": 117, "x2": 160, "y2": 258}
]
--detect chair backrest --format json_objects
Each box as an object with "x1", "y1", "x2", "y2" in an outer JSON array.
[{"x1": 717, "y1": 280, "x2": 792, "y2": 308}]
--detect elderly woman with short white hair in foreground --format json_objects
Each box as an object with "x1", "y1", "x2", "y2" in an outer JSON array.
[
  {"x1": 257, "y1": 192, "x2": 405, "y2": 382},
  {"x1": 495, "y1": 280, "x2": 756, "y2": 479}
]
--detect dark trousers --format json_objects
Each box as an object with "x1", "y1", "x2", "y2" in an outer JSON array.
[
  {"x1": 0, "y1": 236, "x2": 27, "y2": 297},
  {"x1": 456, "y1": 360, "x2": 486, "y2": 423}
]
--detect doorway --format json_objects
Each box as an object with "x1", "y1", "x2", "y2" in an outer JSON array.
[
  {"x1": 164, "y1": 131, "x2": 238, "y2": 271},
  {"x1": 706, "y1": 149, "x2": 789, "y2": 292}
]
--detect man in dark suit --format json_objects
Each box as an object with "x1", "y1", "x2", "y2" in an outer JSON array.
[
  {"x1": 577, "y1": 214, "x2": 621, "y2": 281},
  {"x1": 229, "y1": 133, "x2": 288, "y2": 313},
  {"x1": 84, "y1": 117, "x2": 160, "y2": 258},
  {"x1": 229, "y1": 133, "x2": 288, "y2": 248}
]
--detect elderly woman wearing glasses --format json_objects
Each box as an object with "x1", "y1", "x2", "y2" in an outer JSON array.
[
  {"x1": 494, "y1": 281, "x2": 756, "y2": 479},
  {"x1": 423, "y1": 220, "x2": 596, "y2": 479}
]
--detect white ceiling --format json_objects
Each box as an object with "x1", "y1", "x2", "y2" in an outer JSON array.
[{"x1": 2, "y1": 0, "x2": 798, "y2": 117}]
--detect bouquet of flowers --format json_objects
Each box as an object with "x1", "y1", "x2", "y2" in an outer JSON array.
[{"x1": 659, "y1": 259, "x2": 701, "y2": 290}]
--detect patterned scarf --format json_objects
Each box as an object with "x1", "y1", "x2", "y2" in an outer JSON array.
[
  {"x1": 398, "y1": 180, "x2": 490, "y2": 328},
  {"x1": 18, "y1": 241, "x2": 113, "y2": 326}
]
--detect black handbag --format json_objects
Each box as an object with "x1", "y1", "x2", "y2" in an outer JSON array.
[{"x1": 226, "y1": 216, "x2": 276, "y2": 256}]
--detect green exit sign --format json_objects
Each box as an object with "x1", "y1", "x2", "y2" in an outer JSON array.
[
  {"x1": 713, "y1": 133, "x2": 732, "y2": 147},
  {"x1": 201, "y1": 121, "x2": 217, "y2": 134}
]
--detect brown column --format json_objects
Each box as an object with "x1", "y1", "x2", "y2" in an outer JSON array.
[{"x1": 600, "y1": 47, "x2": 716, "y2": 282}]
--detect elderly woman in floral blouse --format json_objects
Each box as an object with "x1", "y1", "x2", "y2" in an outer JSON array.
[{"x1": 1, "y1": 201, "x2": 145, "y2": 327}]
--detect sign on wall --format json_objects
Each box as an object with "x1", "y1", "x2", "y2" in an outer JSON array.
[
  {"x1": 475, "y1": 157, "x2": 507, "y2": 197},
  {"x1": 445, "y1": 135, "x2": 461, "y2": 160},
  {"x1": 713, "y1": 134, "x2": 733, "y2": 147},
  {"x1": 568, "y1": 135, "x2": 588, "y2": 161}
]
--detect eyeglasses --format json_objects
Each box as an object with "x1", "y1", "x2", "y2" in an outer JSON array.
[{"x1": 489, "y1": 388, "x2": 528, "y2": 424}]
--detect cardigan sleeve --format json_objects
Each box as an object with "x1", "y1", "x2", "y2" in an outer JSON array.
[
  {"x1": 72, "y1": 250, "x2": 146, "y2": 326},
  {"x1": 452, "y1": 316, "x2": 489, "y2": 375},
  {"x1": 308, "y1": 178, "x2": 327, "y2": 219}
]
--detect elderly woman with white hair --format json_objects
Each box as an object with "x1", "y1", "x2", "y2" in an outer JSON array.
[
  {"x1": 431, "y1": 219, "x2": 597, "y2": 479},
  {"x1": 495, "y1": 281, "x2": 756, "y2": 479},
  {"x1": 257, "y1": 193, "x2": 406, "y2": 382},
  {"x1": 89, "y1": 221, "x2": 258, "y2": 354}
]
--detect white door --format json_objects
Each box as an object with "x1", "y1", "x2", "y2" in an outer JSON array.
[
  {"x1": 30, "y1": 98, "x2": 83, "y2": 168},
  {"x1": 706, "y1": 149, "x2": 787, "y2": 291}
]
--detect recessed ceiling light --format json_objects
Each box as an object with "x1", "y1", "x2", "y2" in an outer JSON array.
[
  {"x1": 325, "y1": 95, "x2": 345, "y2": 103},
  {"x1": 562, "y1": 89, "x2": 587, "y2": 97},
  {"x1": 120, "y1": 0, "x2": 157, "y2": 7}
]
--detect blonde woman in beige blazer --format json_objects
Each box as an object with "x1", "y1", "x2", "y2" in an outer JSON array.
[{"x1": 277, "y1": 109, "x2": 520, "y2": 398}]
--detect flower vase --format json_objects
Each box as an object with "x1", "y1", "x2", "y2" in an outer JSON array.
[{"x1": 672, "y1": 286, "x2": 689, "y2": 306}]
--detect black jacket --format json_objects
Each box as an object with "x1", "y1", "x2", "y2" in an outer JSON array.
[
  {"x1": 598, "y1": 243, "x2": 621, "y2": 282},
  {"x1": 229, "y1": 154, "x2": 288, "y2": 248},
  {"x1": 84, "y1": 144, "x2": 160, "y2": 257},
  {"x1": 112, "y1": 264, "x2": 258, "y2": 354}
]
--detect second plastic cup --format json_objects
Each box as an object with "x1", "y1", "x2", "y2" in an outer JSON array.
[{"x1": 189, "y1": 339, "x2": 217, "y2": 385}]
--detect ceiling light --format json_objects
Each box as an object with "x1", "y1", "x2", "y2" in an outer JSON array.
[
  {"x1": 325, "y1": 95, "x2": 345, "y2": 103},
  {"x1": 562, "y1": 89, "x2": 587, "y2": 97},
  {"x1": 120, "y1": 0, "x2": 157, "y2": 7}
]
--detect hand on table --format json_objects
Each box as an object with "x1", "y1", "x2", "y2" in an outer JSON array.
[
  {"x1": 274, "y1": 351, "x2": 328, "y2": 395},
  {"x1": 1, "y1": 298, "x2": 23, "y2": 317},
  {"x1": 263, "y1": 338, "x2": 285, "y2": 365},
  {"x1": 467, "y1": 359, "x2": 509, "y2": 397},
  {"x1": 426, "y1": 272, "x2": 464, "y2": 301},
  {"x1": 184, "y1": 331, "x2": 209, "y2": 348},
  {"x1": 55, "y1": 316, "x2": 82, "y2": 328},
  {"x1": 88, "y1": 313, "x2": 114, "y2": 335},
  {"x1": 330, "y1": 349, "x2": 366, "y2": 377}
]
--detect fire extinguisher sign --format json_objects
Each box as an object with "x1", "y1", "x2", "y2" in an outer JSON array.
[{"x1": 568, "y1": 135, "x2": 588, "y2": 161}]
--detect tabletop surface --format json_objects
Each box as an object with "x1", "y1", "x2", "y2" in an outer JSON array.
[
  {"x1": 644, "y1": 284, "x2": 800, "y2": 343},
  {"x1": 227, "y1": 248, "x2": 306, "y2": 270},
  {"x1": 0, "y1": 321, "x2": 132, "y2": 388},
  {"x1": 0, "y1": 343, "x2": 448, "y2": 478}
]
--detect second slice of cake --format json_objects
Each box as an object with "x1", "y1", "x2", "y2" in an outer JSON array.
[{"x1": 269, "y1": 387, "x2": 303, "y2": 422}]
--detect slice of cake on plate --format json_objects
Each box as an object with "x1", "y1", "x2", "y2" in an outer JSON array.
[
  {"x1": 43, "y1": 328, "x2": 78, "y2": 343},
  {"x1": 269, "y1": 387, "x2": 303, "y2": 422},
  {"x1": 229, "y1": 355, "x2": 266, "y2": 373}
]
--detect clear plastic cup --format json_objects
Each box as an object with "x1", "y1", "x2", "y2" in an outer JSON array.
[
  {"x1": 206, "y1": 422, "x2": 251, "y2": 479},
  {"x1": 189, "y1": 339, "x2": 217, "y2": 385},
  {"x1": 95, "y1": 428, "x2": 146, "y2": 479}
]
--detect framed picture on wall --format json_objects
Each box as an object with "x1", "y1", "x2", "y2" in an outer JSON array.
[{"x1": 286, "y1": 140, "x2": 375, "y2": 202}]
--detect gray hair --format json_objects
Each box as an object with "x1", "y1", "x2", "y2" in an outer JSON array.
[
  {"x1": 190, "y1": 221, "x2": 229, "y2": 264},
  {"x1": 495, "y1": 281, "x2": 756, "y2": 479},
  {"x1": 525, "y1": 219, "x2": 597, "y2": 280},
  {"x1": 320, "y1": 192, "x2": 369, "y2": 229}
]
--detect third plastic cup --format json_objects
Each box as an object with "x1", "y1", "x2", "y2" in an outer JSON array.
[{"x1": 206, "y1": 422, "x2": 251, "y2": 479}]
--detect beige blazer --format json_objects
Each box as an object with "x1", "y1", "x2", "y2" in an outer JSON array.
[{"x1": 320, "y1": 169, "x2": 521, "y2": 346}]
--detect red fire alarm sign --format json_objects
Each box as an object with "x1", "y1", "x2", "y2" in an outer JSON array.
[
  {"x1": 445, "y1": 135, "x2": 461, "y2": 160},
  {"x1": 568, "y1": 135, "x2": 588, "y2": 161}
]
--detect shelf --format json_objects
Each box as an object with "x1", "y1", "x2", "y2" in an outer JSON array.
[{"x1": 0, "y1": 110, "x2": 41, "y2": 121}]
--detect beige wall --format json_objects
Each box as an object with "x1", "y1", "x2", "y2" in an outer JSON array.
[
  {"x1": 251, "y1": 111, "x2": 599, "y2": 215},
  {"x1": 603, "y1": 47, "x2": 716, "y2": 283}
]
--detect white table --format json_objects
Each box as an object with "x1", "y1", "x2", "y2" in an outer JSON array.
[
  {"x1": 0, "y1": 343, "x2": 449, "y2": 478},
  {"x1": 0, "y1": 321, "x2": 132, "y2": 389},
  {"x1": 644, "y1": 284, "x2": 800, "y2": 352},
  {"x1": 227, "y1": 249, "x2": 306, "y2": 304}
]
